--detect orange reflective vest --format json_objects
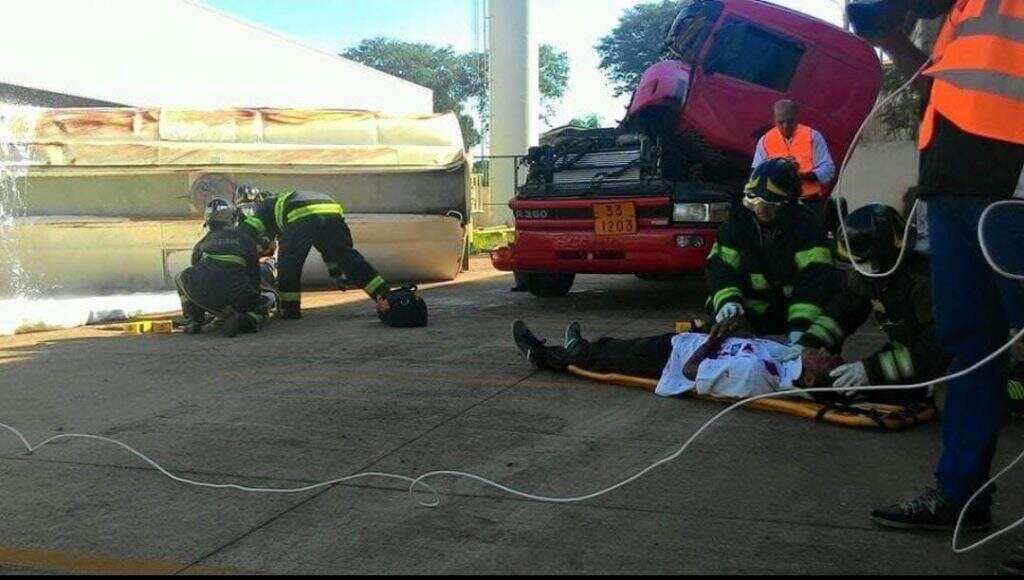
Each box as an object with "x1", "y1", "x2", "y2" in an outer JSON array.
[
  {"x1": 920, "y1": 0, "x2": 1024, "y2": 149},
  {"x1": 763, "y1": 124, "x2": 823, "y2": 199}
]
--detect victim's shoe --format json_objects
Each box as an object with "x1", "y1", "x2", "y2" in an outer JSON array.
[{"x1": 512, "y1": 320, "x2": 548, "y2": 370}]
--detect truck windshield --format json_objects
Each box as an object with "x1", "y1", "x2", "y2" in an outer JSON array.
[{"x1": 665, "y1": 0, "x2": 723, "y2": 62}]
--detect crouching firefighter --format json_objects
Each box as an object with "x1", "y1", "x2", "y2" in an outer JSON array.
[
  {"x1": 777, "y1": 204, "x2": 939, "y2": 403},
  {"x1": 236, "y1": 186, "x2": 427, "y2": 327},
  {"x1": 705, "y1": 158, "x2": 838, "y2": 342},
  {"x1": 781, "y1": 203, "x2": 1024, "y2": 407},
  {"x1": 176, "y1": 198, "x2": 269, "y2": 337}
]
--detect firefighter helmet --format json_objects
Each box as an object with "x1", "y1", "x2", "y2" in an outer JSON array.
[
  {"x1": 837, "y1": 203, "x2": 915, "y2": 273},
  {"x1": 744, "y1": 158, "x2": 801, "y2": 204},
  {"x1": 204, "y1": 197, "x2": 238, "y2": 230}
]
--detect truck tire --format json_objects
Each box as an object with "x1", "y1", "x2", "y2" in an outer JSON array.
[{"x1": 522, "y1": 272, "x2": 576, "y2": 298}]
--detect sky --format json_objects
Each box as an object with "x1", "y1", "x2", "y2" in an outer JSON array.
[{"x1": 203, "y1": 0, "x2": 844, "y2": 129}]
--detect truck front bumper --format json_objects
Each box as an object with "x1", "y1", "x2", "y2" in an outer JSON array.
[{"x1": 490, "y1": 227, "x2": 715, "y2": 274}]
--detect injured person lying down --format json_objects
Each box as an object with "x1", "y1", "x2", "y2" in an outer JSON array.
[{"x1": 512, "y1": 319, "x2": 928, "y2": 403}]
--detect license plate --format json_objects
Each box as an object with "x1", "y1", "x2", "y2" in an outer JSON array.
[{"x1": 594, "y1": 202, "x2": 637, "y2": 236}]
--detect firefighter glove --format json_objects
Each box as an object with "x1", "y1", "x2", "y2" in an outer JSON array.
[
  {"x1": 830, "y1": 361, "x2": 869, "y2": 391},
  {"x1": 716, "y1": 303, "x2": 745, "y2": 323}
]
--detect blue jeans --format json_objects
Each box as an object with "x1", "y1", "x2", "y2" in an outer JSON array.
[{"x1": 929, "y1": 196, "x2": 1024, "y2": 507}]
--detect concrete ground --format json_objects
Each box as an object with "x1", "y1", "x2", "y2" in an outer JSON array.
[{"x1": 1, "y1": 258, "x2": 1023, "y2": 575}]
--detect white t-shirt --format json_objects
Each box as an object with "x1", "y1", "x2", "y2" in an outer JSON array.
[{"x1": 655, "y1": 334, "x2": 804, "y2": 399}]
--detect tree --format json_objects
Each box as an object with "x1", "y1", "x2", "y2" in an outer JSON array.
[
  {"x1": 539, "y1": 45, "x2": 570, "y2": 125},
  {"x1": 878, "y1": 62, "x2": 921, "y2": 140},
  {"x1": 596, "y1": 0, "x2": 681, "y2": 98},
  {"x1": 568, "y1": 113, "x2": 604, "y2": 129},
  {"x1": 342, "y1": 38, "x2": 570, "y2": 148}
]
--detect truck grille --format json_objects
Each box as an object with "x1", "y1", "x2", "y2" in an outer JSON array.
[{"x1": 550, "y1": 148, "x2": 642, "y2": 190}]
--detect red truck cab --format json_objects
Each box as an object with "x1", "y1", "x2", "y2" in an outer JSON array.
[{"x1": 492, "y1": 0, "x2": 882, "y2": 297}]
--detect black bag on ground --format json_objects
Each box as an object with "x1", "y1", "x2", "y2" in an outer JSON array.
[{"x1": 377, "y1": 287, "x2": 428, "y2": 328}]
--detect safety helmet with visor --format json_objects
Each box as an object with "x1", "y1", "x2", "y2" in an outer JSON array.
[{"x1": 743, "y1": 158, "x2": 800, "y2": 223}]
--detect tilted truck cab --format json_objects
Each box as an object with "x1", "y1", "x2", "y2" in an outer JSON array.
[{"x1": 491, "y1": 0, "x2": 882, "y2": 298}]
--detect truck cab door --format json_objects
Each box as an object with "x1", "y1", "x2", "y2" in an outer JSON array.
[{"x1": 686, "y1": 17, "x2": 807, "y2": 166}]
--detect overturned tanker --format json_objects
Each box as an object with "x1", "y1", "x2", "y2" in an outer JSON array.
[
  {"x1": 0, "y1": 107, "x2": 471, "y2": 296},
  {"x1": 492, "y1": 0, "x2": 882, "y2": 297}
]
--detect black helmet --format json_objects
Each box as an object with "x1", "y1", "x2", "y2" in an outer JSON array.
[
  {"x1": 204, "y1": 197, "x2": 238, "y2": 230},
  {"x1": 744, "y1": 158, "x2": 801, "y2": 204},
  {"x1": 235, "y1": 184, "x2": 267, "y2": 204},
  {"x1": 376, "y1": 287, "x2": 428, "y2": 328},
  {"x1": 837, "y1": 204, "x2": 915, "y2": 272}
]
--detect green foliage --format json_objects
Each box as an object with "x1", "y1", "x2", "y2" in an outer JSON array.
[
  {"x1": 596, "y1": 0, "x2": 681, "y2": 98},
  {"x1": 342, "y1": 38, "x2": 570, "y2": 147},
  {"x1": 539, "y1": 45, "x2": 571, "y2": 125},
  {"x1": 878, "y1": 62, "x2": 921, "y2": 140},
  {"x1": 568, "y1": 113, "x2": 604, "y2": 129},
  {"x1": 470, "y1": 227, "x2": 516, "y2": 255}
]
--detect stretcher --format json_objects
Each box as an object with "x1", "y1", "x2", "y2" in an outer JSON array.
[{"x1": 567, "y1": 366, "x2": 935, "y2": 431}]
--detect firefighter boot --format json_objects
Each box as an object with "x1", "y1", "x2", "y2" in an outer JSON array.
[
  {"x1": 281, "y1": 302, "x2": 302, "y2": 320},
  {"x1": 221, "y1": 308, "x2": 243, "y2": 338}
]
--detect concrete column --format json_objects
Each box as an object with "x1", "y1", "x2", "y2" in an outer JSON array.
[{"x1": 488, "y1": 0, "x2": 539, "y2": 228}]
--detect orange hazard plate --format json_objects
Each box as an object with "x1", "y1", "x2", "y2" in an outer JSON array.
[{"x1": 594, "y1": 202, "x2": 637, "y2": 236}]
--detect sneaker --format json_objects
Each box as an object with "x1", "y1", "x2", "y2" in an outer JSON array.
[
  {"x1": 221, "y1": 308, "x2": 242, "y2": 338},
  {"x1": 564, "y1": 321, "x2": 583, "y2": 350},
  {"x1": 182, "y1": 321, "x2": 203, "y2": 335},
  {"x1": 512, "y1": 320, "x2": 547, "y2": 369},
  {"x1": 871, "y1": 489, "x2": 991, "y2": 531}
]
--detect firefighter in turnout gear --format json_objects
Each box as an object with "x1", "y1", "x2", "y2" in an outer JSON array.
[
  {"x1": 781, "y1": 203, "x2": 1024, "y2": 406},
  {"x1": 780, "y1": 204, "x2": 941, "y2": 402},
  {"x1": 238, "y1": 188, "x2": 389, "y2": 321},
  {"x1": 176, "y1": 198, "x2": 267, "y2": 338},
  {"x1": 705, "y1": 158, "x2": 838, "y2": 340}
]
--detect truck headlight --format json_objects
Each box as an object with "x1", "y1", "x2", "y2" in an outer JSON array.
[{"x1": 673, "y1": 203, "x2": 731, "y2": 223}]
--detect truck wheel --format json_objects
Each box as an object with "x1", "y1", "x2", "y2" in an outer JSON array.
[{"x1": 523, "y1": 272, "x2": 575, "y2": 298}]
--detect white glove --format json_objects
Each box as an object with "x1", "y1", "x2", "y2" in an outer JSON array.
[
  {"x1": 787, "y1": 331, "x2": 805, "y2": 345},
  {"x1": 830, "y1": 361, "x2": 869, "y2": 391},
  {"x1": 716, "y1": 303, "x2": 745, "y2": 323},
  {"x1": 777, "y1": 344, "x2": 804, "y2": 363}
]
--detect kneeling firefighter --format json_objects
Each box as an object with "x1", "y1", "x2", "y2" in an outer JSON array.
[
  {"x1": 705, "y1": 158, "x2": 838, "y2": 340},
  {"x1": 781, "y1": 204, "x2": 940, "y2": 401},
  {"x1": 783, "y1": 203, "x2": 1024, "y2": 407},
  {"x1": 236, "y1": 186, "x2": 427, "y2": 327},
  {"x1": 176, "y1": 198, "x2": 270, "y2": 337}
]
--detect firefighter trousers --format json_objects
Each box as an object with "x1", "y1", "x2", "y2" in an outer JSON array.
[
  {"x1": 175, "y1": 262, "x2": 264, "y2": 330},
  {"x1": 277, "y1": 216, "x2": 386, "y2": 309}
]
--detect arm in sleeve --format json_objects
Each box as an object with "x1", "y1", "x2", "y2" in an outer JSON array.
[
  {"x1": 864, "y1": 275, "x2": 951, "y2": 385},
  {"x1": 705, "y1": 222, "x2": 748, "y2": 315},
  {"x1": 800, "y1": 271, "x2": 873, "y2": 352},
  {"x1": 240, "y1": 199, "x2": 277, "y2": 240},
  {"x1": 811, "y1": 131, "x2": 836, "y2": 185},
  {"x1": 190, "y1": 234, "x2": 206, "y2": 266},
  {"x1": 787, "y1": 224, "x2": 837, "y2": 333},
  {"x1": 752, "y1": 137, "x2": 768, "y2": 169}
]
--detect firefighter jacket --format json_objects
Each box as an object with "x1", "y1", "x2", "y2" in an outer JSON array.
[
  {"x1": 190, "y1": 226, "x2": 261, "y2": 289},
  {"x1": 240, "y1": 191, "x2": 345, "y2": 240},
  {"x1": 799, "y1": 252, "x2": 951, "y2": 386},
  {"x1": 706, "y1": 204, "x2": 835, "y2": 333}
]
